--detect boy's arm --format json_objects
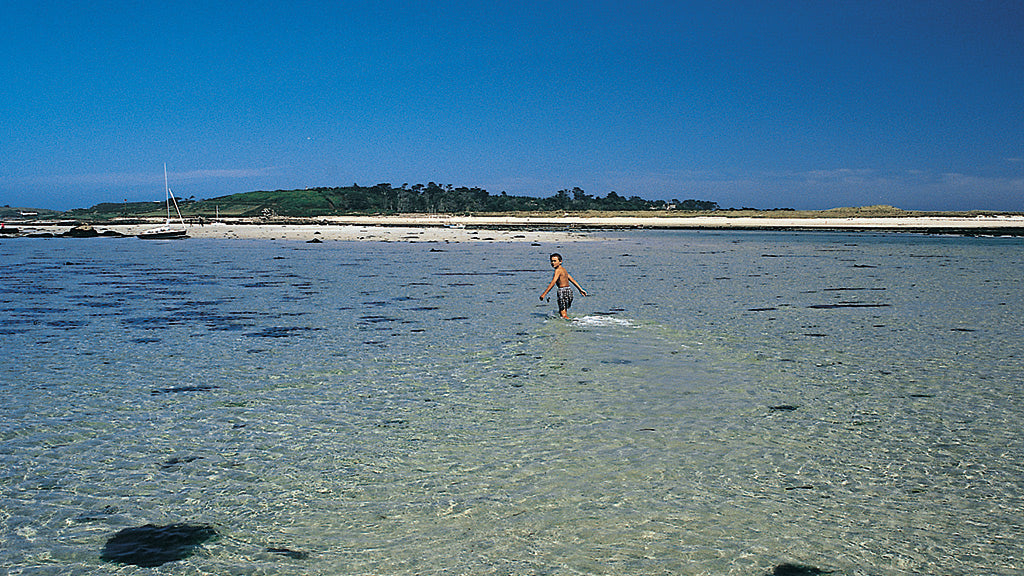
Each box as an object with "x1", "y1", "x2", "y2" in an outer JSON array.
[
  {"x1": 566, "y1": 272, "x2": 588, "y2": 296},
  {"x1": 540, "y1": 273, "x2": 558, "y2": 299}
]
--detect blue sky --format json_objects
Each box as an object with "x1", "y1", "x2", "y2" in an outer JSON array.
[{"x1": 2, "y1": 0, "x2": 1022, "y2": 211}]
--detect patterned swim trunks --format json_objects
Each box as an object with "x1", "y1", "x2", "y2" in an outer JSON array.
[{"x1": 557, "y1": 286, "x2": 573, "y2": 312}]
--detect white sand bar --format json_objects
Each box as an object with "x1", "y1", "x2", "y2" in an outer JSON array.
[
  {"x1": 17, "y1": 214, "x2": 1024, "y2": 241},
  {"x1": 98, "y1": 222, "x2": 592, "y2": 243}
]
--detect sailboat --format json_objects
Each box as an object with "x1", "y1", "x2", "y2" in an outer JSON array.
[{"x1": 138, "y1": 165, "x2": 188, "y2": 239}]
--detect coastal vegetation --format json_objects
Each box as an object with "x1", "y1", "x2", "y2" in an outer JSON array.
[{"x1": 5, "y1": 184, "x2": 719, "y2": 220}]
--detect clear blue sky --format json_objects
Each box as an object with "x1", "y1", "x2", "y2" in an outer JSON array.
[{"x1": 3, "y1": 0, "x2": 1022, "y2": 211}]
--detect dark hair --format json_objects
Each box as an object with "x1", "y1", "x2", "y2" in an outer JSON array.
[{"x1": 550, "y1": 253, "x2": 562, "y2": 261}]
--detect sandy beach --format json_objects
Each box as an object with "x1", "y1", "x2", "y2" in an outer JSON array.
[
  {"x1": 10, "y1": 214, "x2": 1024, "y2": 241},
  {"x1": 107, "y1": 222, "x2": 591, "y2": 243}
]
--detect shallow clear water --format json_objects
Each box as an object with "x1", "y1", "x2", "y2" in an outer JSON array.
[{"x1": 1, "y1": 231, "x2": 1022, "y2": 575}]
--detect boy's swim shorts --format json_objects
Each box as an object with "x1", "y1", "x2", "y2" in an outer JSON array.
[{"x1": 557, "y1": 286, "x2": 573, "y2": 312}]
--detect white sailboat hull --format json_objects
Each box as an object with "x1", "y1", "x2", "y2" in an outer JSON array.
[{"x1": 137, "y1": 224, "x2": 188, "y2": 239}]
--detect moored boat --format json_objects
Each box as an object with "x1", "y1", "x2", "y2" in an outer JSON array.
[{"x1": 138, "y1": 165, "x2": 188, "y2": 239}]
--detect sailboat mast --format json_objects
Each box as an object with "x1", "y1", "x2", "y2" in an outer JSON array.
[{"x1": 164, "y1": 164, "x2": 171, "y2": 222}]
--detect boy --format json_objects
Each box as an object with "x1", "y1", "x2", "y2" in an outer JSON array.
[{"x1": 540, "y1": 253, "x2": 587, "y2": 319}]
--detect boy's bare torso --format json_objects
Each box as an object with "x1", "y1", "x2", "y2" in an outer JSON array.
[{"x1": 552, "y1": 266, "x2": 570, "y2": 287}]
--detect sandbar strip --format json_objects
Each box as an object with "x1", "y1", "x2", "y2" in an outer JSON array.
[{"x1": 11, "y1": 214, "x2": 1024, "y2": 241}]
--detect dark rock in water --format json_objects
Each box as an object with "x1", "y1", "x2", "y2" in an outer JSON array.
[
  {"x1": 101, "y1": 523, "x2": 218, "y2": 567},
  {"x1": 306, "y1": 238, "x2": 323, "y2": 243},
  {"x1": 63, "y1": 224, "x2": 100, "y2": 238},
  {"x1": 267, "y1": 547, "x2": 310, "y2": 559},
  {"x1": 769, "y1": 405, "x2": 800, "y2": 412},
  {"x1": 768, "y1": 563, "x2": 831, "y2": 576},
  {"x1": 160, "y1": 455, "x2": 204, "y2": 470},
  {"x1": 60, "y1": 224, "x2": 124, "y2": 237}
]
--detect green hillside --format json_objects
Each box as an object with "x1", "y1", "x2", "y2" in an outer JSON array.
[
  {"x1": 0, "y1": 206, "x2": 64, "y2": 219},
  {"x1": 60, "y1": 184, "x2": 719, "y2": 220}
]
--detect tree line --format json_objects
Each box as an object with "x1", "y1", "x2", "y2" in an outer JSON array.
[{"x1": 249, "y1": 183, "x2": 720, "y2": 216}]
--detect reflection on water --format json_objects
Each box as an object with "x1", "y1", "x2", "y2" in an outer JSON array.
[{"x1": 1, "y1": 232, "x2": 1022, "y2": 575}]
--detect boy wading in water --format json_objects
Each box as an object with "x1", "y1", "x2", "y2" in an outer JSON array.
[{"x1": 540, "y1": 253, "x2": 587, "y2": 319}]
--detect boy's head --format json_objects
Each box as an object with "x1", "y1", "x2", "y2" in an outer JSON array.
[{"x1": 549, "y1": 253, "x2": 562, "y2": 267}]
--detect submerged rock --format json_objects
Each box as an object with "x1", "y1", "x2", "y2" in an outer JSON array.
[
  {"x1": 159, "y1": 455, "x2": 204, "y2": 470},
  {"x1": 767, "y1": 563, "x2": 831, "y2": 576},
  {"x1": 101, "y1": 523, "x2": 218, "y2": 567}
]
